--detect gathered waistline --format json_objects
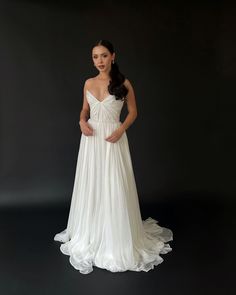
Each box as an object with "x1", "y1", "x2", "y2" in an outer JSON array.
[{"x1": 88, "y1": 118, "x2": 121, "y2": 124}]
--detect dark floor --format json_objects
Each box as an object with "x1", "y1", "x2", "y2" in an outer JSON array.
[{"x1": 0, "y1": 193, "x2": 235, "y2": 295}]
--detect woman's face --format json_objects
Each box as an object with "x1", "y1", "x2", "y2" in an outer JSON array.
[{"x1": 92, "y1": 45, "x2": 115, "y2": 73}]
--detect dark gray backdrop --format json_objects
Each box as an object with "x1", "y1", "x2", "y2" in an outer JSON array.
[{"x1": 0, "y1": 0, "x2": 235, "y2": 207}]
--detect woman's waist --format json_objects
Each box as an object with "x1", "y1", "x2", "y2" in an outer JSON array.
[{"x1": 88, "y1": 118, "x2": 121, "y2": 124}]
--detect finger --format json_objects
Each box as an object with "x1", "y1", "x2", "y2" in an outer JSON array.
[
  {"x1": 86, "y1": 127, "x2": 93, "y2": 134},
  {"x1": 106, "y1": 136, "x2": 116, "y2": 142},
  {"x1": 84, "y1": 129, "x2": 93, "y2": 136},
  {"x1": 106, "y1": 132, "x2": 116, "y2": 139},
  {"x1": 87, "y1": 125, "x2": 93, "y2": 132},
  {"x1": 106, "y1": 135, "x2": 115, "y2": 141}
]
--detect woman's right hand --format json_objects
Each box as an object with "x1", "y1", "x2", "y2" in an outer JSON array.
[{"x1": 79, "y1": 120, "x2": 94, "y2": 136}]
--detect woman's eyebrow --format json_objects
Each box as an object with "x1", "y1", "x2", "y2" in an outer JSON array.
[{"x1": 93, "y1": 52, "x2": 107, "y2": 56}]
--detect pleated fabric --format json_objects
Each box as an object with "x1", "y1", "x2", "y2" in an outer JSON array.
[{"x1": 54, "y1": 90, "x2": 173, "y2": 274}]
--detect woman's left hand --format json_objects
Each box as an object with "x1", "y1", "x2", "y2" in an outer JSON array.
[{"x1": 105, "y1": 126, "x2": 125, "y2": 143}]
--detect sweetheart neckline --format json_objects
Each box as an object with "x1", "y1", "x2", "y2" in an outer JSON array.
[{"x1": 86, "y1": 89, "x2": 113, "y2": 103}]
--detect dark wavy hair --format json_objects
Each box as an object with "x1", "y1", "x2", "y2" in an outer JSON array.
[{"x1": 93, "y1": 39, "x2": 128, "y2": 102}]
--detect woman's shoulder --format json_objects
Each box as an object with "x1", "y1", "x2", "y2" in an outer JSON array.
[
  {"x1": 84, "y1": 77, "x2": 96, "y2": 85},
  {"x1": 83, "y1": 77, "x2": 97, "y2": 90},
  {"x1": 123, "y1": 78, "x2": 133, "y2": 90}
]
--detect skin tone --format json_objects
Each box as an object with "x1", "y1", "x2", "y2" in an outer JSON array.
[{"x1": 79, "y1": 45, "x2": 138, "y2": 143}]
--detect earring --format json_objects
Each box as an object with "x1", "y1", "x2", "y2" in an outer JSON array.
[{"x1": 112, "y1": 60, "x2": 115, "y2": 64}]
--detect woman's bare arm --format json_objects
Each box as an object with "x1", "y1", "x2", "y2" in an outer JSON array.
[
  {"x1": 79, "y1": 80, "x2": 93, "y2": 136},
  {"x1": 79, "y1": 80, "x2": 90, "y2": 124},
  {"x1": 120, "y1": 79, "x2": 138, "y2": 131}
]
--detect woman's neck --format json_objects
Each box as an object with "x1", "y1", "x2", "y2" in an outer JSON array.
[{"x1": 97, "y1": 72, "x2": 110, "y2": 80}]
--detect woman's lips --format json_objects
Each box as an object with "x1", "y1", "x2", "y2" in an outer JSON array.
[{"x1": 98, "y1": 65, "x2": 105, "y2": 69}]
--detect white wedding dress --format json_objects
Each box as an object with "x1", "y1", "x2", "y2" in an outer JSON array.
[{"x1": 54, "y1": 89, "x2": 173, "y2": 274}]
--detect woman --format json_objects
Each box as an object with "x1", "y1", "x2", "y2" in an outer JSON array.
[{"x1": 54, "y1": 39, "x2": 173, "y2": 274}]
